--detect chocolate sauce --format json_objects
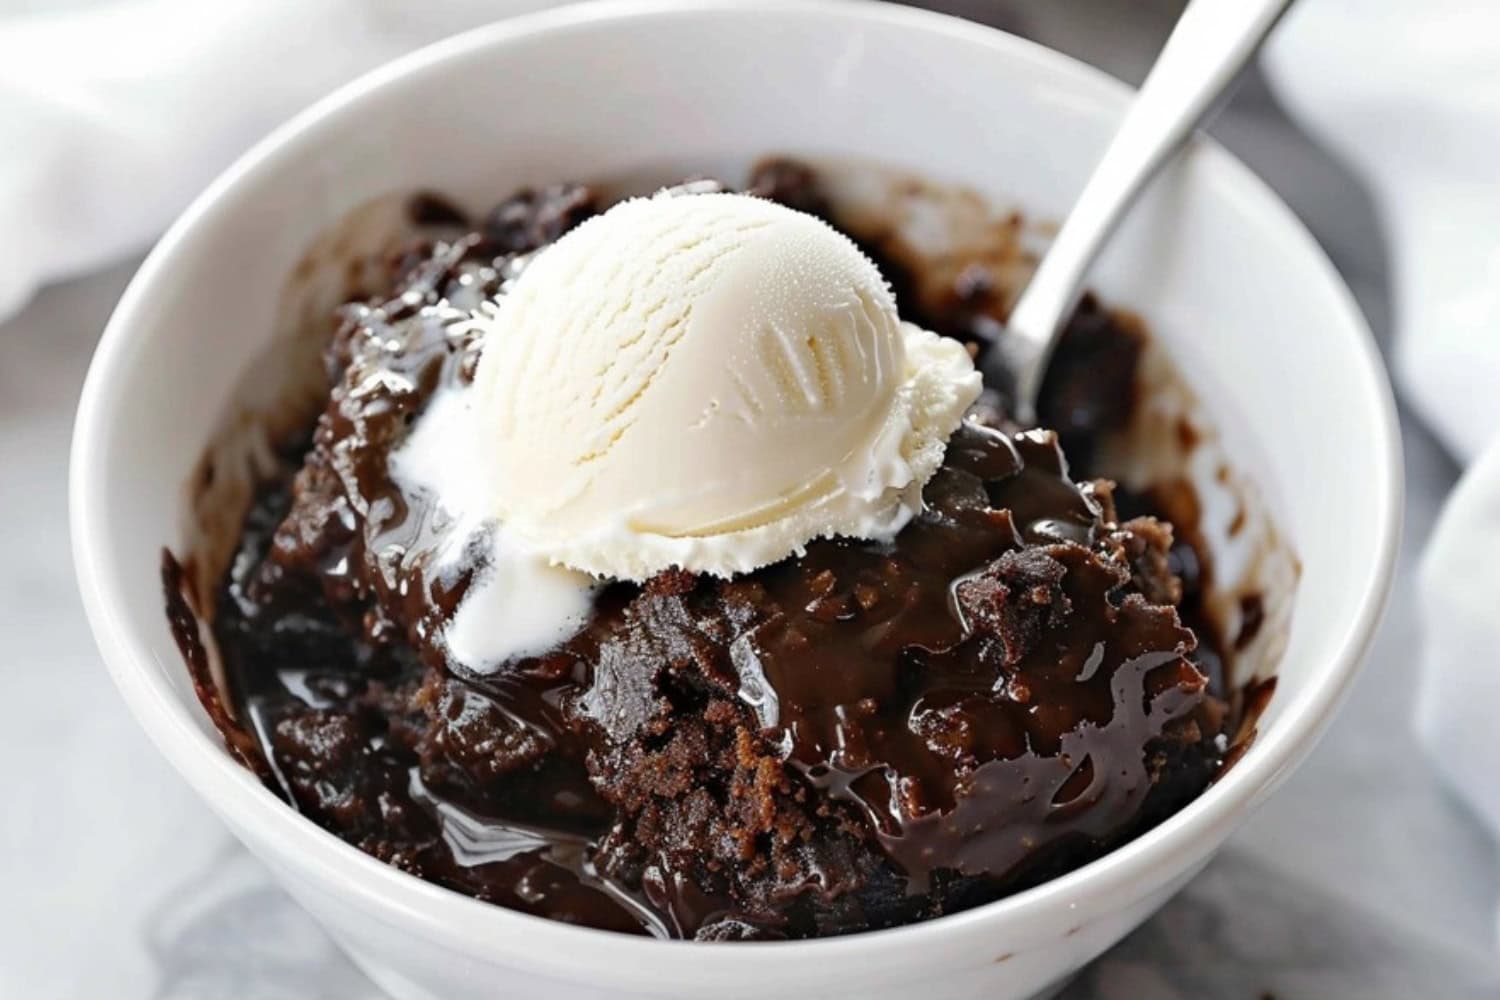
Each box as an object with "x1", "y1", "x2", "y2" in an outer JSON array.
[{"x1": 168, "y1": 161, "x2": 1249, "y2": 940}]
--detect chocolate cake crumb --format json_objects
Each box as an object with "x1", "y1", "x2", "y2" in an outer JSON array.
[{"x1": 482, "y1": 183, "x2": 599, "y2": 254}]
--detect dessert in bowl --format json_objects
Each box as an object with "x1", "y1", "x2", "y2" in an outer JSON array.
[
  {"x1": 70, "y1": 2, "x2": 1400, "y2": 998},
  {"x1": 170, "y1": 159, "x2": 1257, "y2": 941}
]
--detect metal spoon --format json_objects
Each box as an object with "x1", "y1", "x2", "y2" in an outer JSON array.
[{"x1": 996, "y1": 0, "x2": 1292, "y2": 425}]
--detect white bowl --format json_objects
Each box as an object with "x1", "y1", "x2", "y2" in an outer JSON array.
[{"x1": 70, "y1": 2, "x2": 1402, "y2": 997}]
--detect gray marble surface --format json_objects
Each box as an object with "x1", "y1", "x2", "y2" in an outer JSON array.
[{"x1": 3, "y1": 2, "x2": 1498, "y2": 997}]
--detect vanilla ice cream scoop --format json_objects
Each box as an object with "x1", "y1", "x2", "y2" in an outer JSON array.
[{"x1": 466, "y1": 191, "x2": 980, "y2": 580}]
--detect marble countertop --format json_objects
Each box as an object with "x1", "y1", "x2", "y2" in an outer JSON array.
[{"x1": 3, "y1": 3, "x2": 1498, "y2": 997}]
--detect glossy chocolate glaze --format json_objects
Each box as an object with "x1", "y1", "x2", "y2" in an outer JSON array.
[{"x1": 167, "y1": 162, "x2": 1241, "y2": 940}]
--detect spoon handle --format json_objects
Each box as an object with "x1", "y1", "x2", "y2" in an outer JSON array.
[{"x1": 1004, "y1": 0, "x2": 1292, "y2": 423}]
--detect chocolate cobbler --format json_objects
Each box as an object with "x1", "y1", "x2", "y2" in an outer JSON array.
[{"x1": 165, "y1": 159, "x2": 1259, "y2": 940}]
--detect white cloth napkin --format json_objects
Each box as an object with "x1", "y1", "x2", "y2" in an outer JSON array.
[
  {"x1": 0, "y1": 0, "x2": 559, "y2": 322},
  {"x1": 1265, "y1": 0, "x2": 1500, "y2": 946}
]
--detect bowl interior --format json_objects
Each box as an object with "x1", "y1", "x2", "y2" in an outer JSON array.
[{"x1": 72, "y1": 1, "x2": 1398, "y2": 991}]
